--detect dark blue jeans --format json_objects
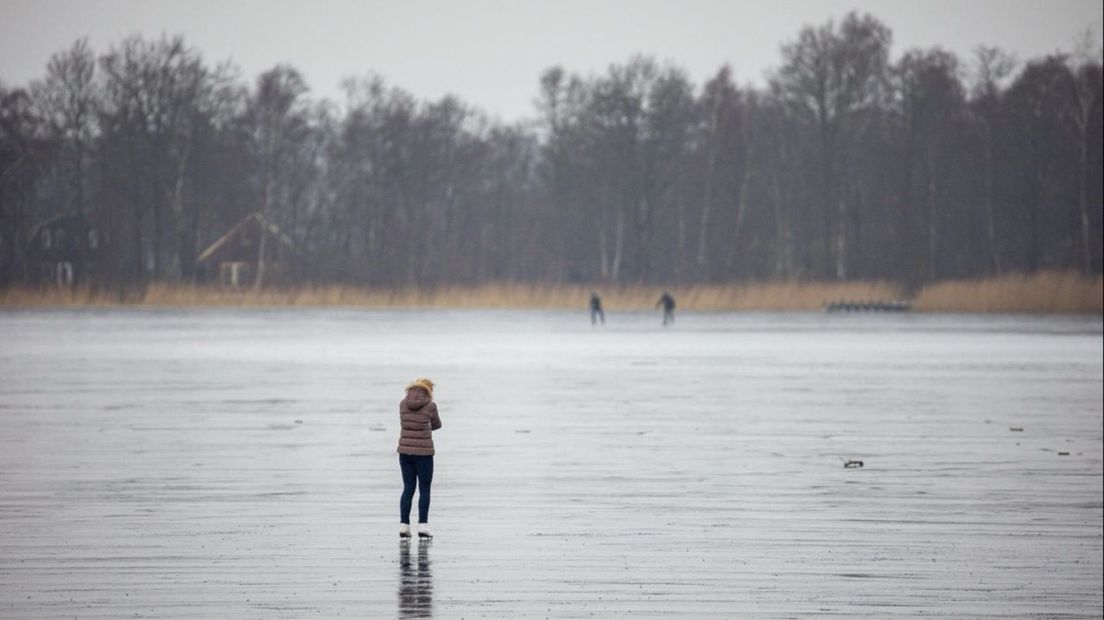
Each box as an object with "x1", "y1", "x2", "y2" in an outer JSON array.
[{"x1": 399, "y1": 453, "x2": 434, "y2": 524}]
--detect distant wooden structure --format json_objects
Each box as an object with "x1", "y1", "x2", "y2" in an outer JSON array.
[
  {"x1": 825, "y1": 300, "x2": 911, "y2": 313},
  {"x1": 195, "y1": 213, "x2": 301, "y2": 288},
  {"x1": 26, "y1": 213, "x2": 109, "y2": 287}
]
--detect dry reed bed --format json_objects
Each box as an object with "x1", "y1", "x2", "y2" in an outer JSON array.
[
  {"x1": 912, "y1": 271, "x2": 1103, "y2": 314},
  {"x1": 0, "y1": 272, "x2": 1100, "y2": 314}
]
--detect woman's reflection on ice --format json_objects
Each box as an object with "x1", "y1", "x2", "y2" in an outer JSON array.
[{"x1": 398, "y1": 539, "x2": 433, "y2": 618}]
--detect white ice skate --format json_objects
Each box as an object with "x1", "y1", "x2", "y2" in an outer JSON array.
[
  {"x1": 399, "y1": 523, "x2": 411, "y2": 538},
  {"x1": 417, "y1": 524, "x2": 433, "y2": 539}
]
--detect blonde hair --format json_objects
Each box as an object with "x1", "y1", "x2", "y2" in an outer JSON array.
[{"x1": 405, "y1": 377, "x2": 434, "y2": 397}]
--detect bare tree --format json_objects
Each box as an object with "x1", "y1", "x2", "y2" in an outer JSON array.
[
  {"x1": 1066, "y1": 31, "x2": 1103, "y2": 273},
  {"x1": 897, "y1": 48, "x2": 966, "y2": 281},
  {"x1": 775, "y1": 12, "x2": 892, "y2": 279},
  {"x1": 0, "y1": 84, "x2": 47, "y2": 284},
  {"x1": 30, "y1": 38, "x2": 98, "y2": 215},
  {"x1": 969, "y1": 46, "x2": 1017, "y2": 275},
  {"x1": 99, "y1": 35, "x2": 236, "y2": 283},
  {"x1": 247, "y1": 65, "x2": 309, "y2": 289}
]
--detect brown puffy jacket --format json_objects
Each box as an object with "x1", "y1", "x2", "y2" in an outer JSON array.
[{"x1": 396, "y1": 388, "x2": 442, "y2": 455}]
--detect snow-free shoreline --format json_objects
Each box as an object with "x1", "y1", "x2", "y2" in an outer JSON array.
[{"x1": 1, "y1": 310, "x2": 1101, "y2": 618}]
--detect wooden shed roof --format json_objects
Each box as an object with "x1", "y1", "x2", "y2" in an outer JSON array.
[{"x1": 196, "y1": 213, "x2": 300, "y2": 265}]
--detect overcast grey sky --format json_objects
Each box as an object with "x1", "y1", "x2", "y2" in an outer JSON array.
[{"x1": 2, "y1": 0, "x2": 1101, "y2": 122}]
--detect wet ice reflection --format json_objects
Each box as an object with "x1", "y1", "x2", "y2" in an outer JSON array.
[
  {"x1": 398, "y1": 540, "x2": 433, "y2": 619},
  {"x1": 0, "y1": 309, "x2": 1100, "y2": 618}
]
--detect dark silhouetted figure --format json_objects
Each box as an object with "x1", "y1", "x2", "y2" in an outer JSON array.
[
  {"x1": 589, "y1": 291, "x2": 605, "y2": 325},
  {"x1": 656, "y1": 291, "x2": 676, "y2": 325}
]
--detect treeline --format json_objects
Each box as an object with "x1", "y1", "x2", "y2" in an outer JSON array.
[{"x1": 1, "y1": 12, "x2": 1101, "y2": 289}]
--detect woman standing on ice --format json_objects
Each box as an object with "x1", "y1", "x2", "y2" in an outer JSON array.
[{"x1": 397, "y1": 378, "x2": 442, "y2": 539}]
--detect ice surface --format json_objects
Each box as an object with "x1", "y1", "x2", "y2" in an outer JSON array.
[{"x1": 1, "y1": 309, "x2": 1101, "y2": 618}]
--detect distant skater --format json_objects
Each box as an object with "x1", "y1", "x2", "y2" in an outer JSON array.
[
  {"x1": 656, "y1": 291, "x2": 676, "y2": 325},
  {"x1": 397, "y1": 378, "x2": 442, "y2": 539},
  {"x1": 589, "y1": 291, "x2": 605, "y2": 325}
]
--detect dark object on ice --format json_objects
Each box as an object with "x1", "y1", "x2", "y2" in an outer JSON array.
[
  {"x1": 1058, "y1": 451, "x2": 1070, "y2": 456},
  {"x1": 589, "y1": 292, "x2": 605, "y2": 325},
  {"x1": 1009, "y1": 426, "x2": 1024, "y2": 432},
  {"x1": 294, "y1": 419, "x2": 303, "y2": 424},
  {"x1": 656, "y1": 291, "x2": 676, "y2": 325},
  {"x1": 825, "y1": 299, "x2": 911, "y2": 313},
  {"x1": 844, "y1": 459, "x2": 864, "y2": 468}
]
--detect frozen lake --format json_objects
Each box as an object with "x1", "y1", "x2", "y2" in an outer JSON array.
[{"x1": 1, "y1": 309, "x2": 1101, "y2": 618}]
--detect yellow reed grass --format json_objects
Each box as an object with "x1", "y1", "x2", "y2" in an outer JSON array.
[
  {"x1": 912, "y1": 271, "x2": 1103, "y2": 314},
  {"x1": 0, "y1": 273, "x2": 1099, "y2": 313},
  {"x1": 132, "y1": 281, "x2": 912, "y2": 311},
  {"x1": 0, "y1": 285, "x2": 119, "y2": 308}
]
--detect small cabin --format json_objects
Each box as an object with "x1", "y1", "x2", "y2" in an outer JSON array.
[
  {"x1": 26, "y1": 213, "x2": 108, "y2": 287},
  {"x1": 196, "y1": 213, "x2": 301, "y2": 288}
]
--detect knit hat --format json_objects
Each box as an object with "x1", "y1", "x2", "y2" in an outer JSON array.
[{"x1": 406, "y1": 378, "x2": 434, "y2": 397}]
